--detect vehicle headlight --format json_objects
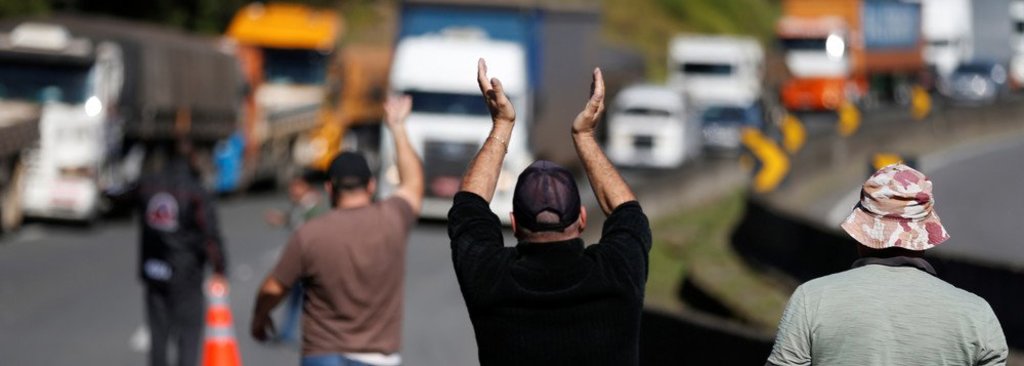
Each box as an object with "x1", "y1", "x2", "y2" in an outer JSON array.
[
  {"x1": 85, "y1": 96, "x2": 102, "y2": 117},
  {"x1": 825, "y1": 34, "x2": 845, "y2": 60}
]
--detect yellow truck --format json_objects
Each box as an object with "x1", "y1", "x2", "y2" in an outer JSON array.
[{"x1": 214, "y1": 2, "x2": 340, "y2": 192}]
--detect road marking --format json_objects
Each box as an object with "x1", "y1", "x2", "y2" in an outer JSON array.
[{"x1": 130, "y1": 324, "x2": 150, "y2": 353}]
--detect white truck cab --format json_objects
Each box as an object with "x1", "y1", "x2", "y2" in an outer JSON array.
[
  {"x1": 0, "y1": 22, "x2": 124, "y2": 222},
  {"x1": 668, "y1": 35, "x2": 764, "y2": 105},
  {"x1": 384, "y1": 30, "x2": 531, "y2": 222},
  {"x1": 607, "y1": 84, "x2": 698, "y2": 168},
  {"x1": 918, "y1": 0, "x2": 973, "y2": 79}
]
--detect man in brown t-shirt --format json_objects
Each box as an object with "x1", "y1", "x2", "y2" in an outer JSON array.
[{"x1": 250, "y1": 95, "x2": 423, "y2": 366}]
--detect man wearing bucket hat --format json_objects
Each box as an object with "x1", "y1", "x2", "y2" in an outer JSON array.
[
  {"x1": 766, "y1": 164, "x2": 1007, "y2": 366},
  {"x1": 447, "y1": 59, "x2": 651, "y2": 365}
]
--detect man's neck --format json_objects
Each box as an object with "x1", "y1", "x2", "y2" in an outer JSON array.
[{"x1": 335, "y1": 194, "x2": 373, "y2": 209}]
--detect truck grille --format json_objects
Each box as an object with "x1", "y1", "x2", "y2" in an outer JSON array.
[{"x1": 423, "y1": 140, "x2": 478, "y2": 198}]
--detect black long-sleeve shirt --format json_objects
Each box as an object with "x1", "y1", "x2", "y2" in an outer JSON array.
[
  {"x1": 137, "y1": 158, "x2": 226, "y2": 287},
  {"x1": 448, "y1": 191, "x2": 652, "y2": 366}
]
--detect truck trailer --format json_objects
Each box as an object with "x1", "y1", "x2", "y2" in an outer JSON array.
[{"x1": 777, "y1": 0, "x2": 925, "y2": 111}]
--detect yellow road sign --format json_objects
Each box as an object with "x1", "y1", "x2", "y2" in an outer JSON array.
[
  {"x1": 910, "y1": 86, "x2": 932, "y2": 120},
  {"x1": 780, "y1": 113, "x2": 806, "y2": 154},
  {"x1": 837, "y1": 102, "x2": 860, "y2": 137},
  {"x1": 741, "y1": 127, "x2": 790, "y2": 194},
  {"x1": 872, "y1": 153, "x2": 904, "y2": 171}
]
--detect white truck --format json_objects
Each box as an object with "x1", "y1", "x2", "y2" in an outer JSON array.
[
  {"x1": 1010, "y1": 0, "x2": 1024, "y2": 87},
  {"x1": 918, "y1": 0, "x2": 973, "y2": 79},
  {"x1": 667, "y1": 35, "x2": 764, "y2": 106},
  {"x1": 0, "y1": 22, "x2": 125, "y2": 222},
  {"x1": 1, "y1": 18, "x2": 239, "y2": 223},
  {"x1": 383, "y1": 32, "x2": 531, "y2": 222},
  {"x1": 606, "y1": 84, "x2": 699, "y2": 168}
]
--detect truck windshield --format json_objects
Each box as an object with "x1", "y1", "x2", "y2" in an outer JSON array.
[
  {"x1": 781, "y1": 38, "x2": 827, "y2": 51},
  {"x1": 406, "y1": 91, "x2": 490, "y2": 116},
  {"x1": 0, "y1": 61, "x2": 91, "y2": 104},
  {"x1": 263, "y1": 48, "x2": 328, "y2": 85},
  {"x1": 681, "y1": 63, "x2": 734, "y2": 76},
  {"x1": 701, "y1": 105, "x2": 760, "y2": 126},
  {"x1": 621, "y1": 107, "x2": 672, "y2": 117}
]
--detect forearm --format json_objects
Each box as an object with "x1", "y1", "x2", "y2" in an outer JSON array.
[
  {"x1": 252, "y1": 277, "x2": 287, "y2": 319},
  {"x1": 573, "y1": 131, "x2": 635, "y2": 215},
  {"x1": 391, "y1": 127, "x2": 424, "y2": 196},
  {"x1": 460, "y1": 122, "x2": 513, "y2": 202}
]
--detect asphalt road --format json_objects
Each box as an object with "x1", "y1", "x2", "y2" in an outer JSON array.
[
  {"x1": 0, "y1": 192, "x2": 491, "y2": 366},
  {"x1": 928, "y1": 137, "x2": 1024, "y2": 266}
]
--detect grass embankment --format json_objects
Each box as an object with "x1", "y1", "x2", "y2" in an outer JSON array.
[
  {"x1": 603, "y1": 0, "x2": 780, "y2": 81},
  {"x1": 645, "y1": 189, "x2": 790, "y2": 329}
]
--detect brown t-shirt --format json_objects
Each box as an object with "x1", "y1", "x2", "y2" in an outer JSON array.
[{"x1": 272, "y1": 197, "x2": 416, "y2": 356}]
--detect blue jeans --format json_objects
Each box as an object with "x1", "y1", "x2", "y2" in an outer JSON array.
[
  {"x1": 277, "y1": 282, "x2": 303, "y2": 342},
  {"x1": 301, "y1": 354, "x2": 373, "y2": 366}
]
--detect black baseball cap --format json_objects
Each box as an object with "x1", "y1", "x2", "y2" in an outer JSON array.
[
  {"x1": 327, "y1": 152, "x2": 372, "y2": 189},
  {"x1": 512, "y1": 160, "x2": 581, "y2": 232}
]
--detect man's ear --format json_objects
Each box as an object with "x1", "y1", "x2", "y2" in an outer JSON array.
[
  {"x1": 578, "y1": 205, "x2": 587, "y2": 234},
  {"x1": 367, "y1": 178, "x2": 377, "y2": 197},
  {"x1": 510, "y1": 212, "x2": 518, "y2": 233}
]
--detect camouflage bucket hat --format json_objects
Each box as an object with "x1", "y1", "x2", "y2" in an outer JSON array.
[{"x1": 841, "y1": 163, "x2": 950, "y2": 251}]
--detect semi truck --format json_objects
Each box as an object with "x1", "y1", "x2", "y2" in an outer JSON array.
[
  {"x1": 215, "y1": 2, "x2": 339, "y2": 192},
  {"x1": 667, "y1": 35, "x2": 765, "y2": 106},
  {"x1": 0, "y1": 17, "x2": 240, "y2": 222},
  {"x1": 0, "y1": 102, "x2": 40, "y2": 233},
  {"x1": 382, "y1": 0, "x2": 640, "y2": 221},
  {"x1": 777, "y1": 0, "x2": 925, "y2": 111}
]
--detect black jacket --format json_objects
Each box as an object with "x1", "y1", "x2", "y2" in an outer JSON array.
[{"x1": 136, "y1": 157, "x2": 226, "y2": 286}]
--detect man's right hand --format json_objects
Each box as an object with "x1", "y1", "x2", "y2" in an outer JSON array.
[
  {"x1": 477, "y1": 58, "x2": 516, "y2": 125},
  {"x1": 250, "y1": 313, "x2": 277, "y2": 342},
  {"x1": 384, "y1": 94, "x2": 412, "y2": 131},
  {"x1": 572, "y1": 68, "x2": 605, "y2": 136}
]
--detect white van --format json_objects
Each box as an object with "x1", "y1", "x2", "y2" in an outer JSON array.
[
  {"x1": 668, "y1": 35, "x2": 764, "y2": 105},
  {"x1": 383, "y1": 31, "x2": 531, "y2": 222},
  {"x1": 607, "y1": 84, "x2": 699, "y2": 168}
]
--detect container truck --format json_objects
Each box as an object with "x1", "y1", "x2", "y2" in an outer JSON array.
[
  {"x1": 383, "y1": 0, "x2": 640, "y2": 221},
  {"x1": 0, "y1": 18, "x2": 240, "y2": 222},
  {"x1": 0, "y1": 102, "x2": 40, "y2": 233},
  {"x1": 777, "y1": 0, "x2": 925, "y2": 111},
  {"x1": 215, "y1": 2, "x2": 339, "y2": 192}
]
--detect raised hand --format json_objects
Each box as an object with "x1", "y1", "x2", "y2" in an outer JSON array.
[
  {"x1": 477, "y1": 58, "x2": 516, "y2": 124},
  {"x1": 572, "y1": 68, "x2": 605, "y2": 136},
  {"x1": 383, "y1": 94, "x2": 413, "y2": 131}
]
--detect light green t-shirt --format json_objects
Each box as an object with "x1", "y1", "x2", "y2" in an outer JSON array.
[{"x1": 767, "y1": 263, "x2": 1007, "y2": 366}]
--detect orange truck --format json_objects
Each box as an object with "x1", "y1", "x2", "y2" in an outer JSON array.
[
  {"x1": 777, "y1": 0, "x2": 924, "y2": 111},
  {"x1": 214, "y1": 3, "x2": 340, "y2": 192}
]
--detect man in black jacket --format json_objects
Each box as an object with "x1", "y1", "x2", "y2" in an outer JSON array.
[
  {"x1": 448, "y1": 59, "x2": 651, "y2": 366},
  {"x1": 137, "y1": 141, "x2": 227, "y2": 366}
]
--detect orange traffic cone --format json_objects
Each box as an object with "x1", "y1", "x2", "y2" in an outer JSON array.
[{"x1": 203, "y1": 280, "x2": 242, "y2": 366}]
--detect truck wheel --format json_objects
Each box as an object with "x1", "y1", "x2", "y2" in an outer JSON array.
[{"x1": 1, "y1": 159, "x2": 26, "y2": 233}]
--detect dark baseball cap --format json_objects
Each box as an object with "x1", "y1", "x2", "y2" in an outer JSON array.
[
  {"x1": 327, "y1": 152, "x2": 372, "y2": 189},
  {"x1": 512, "y1": 160, "x2": 582, "y2": 232}
]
